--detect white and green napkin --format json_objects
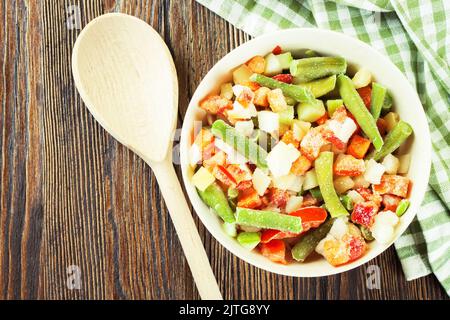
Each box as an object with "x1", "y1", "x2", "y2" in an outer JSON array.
[{"x1": 196, "y1": 0, "x2": 450, "y2": 295}]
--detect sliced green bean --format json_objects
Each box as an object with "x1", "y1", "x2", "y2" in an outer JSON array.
[
  {"x1": 290, "y1": 57, "x2": 347, "y2": 83},
  {"x1": 296, "y1": 75, "x2": 337, "y2": 98},
  {"x1": 396, "y1": 199, "x2": 410, "y2": 217},
  {"x1": 198, "y1": 182, "x2": 236, "y2": 223},
  {"x1": 337, "y1": 74, "x2": 384, "y2": 151},
  {"x1": 315, "y1": 152, "x2": 349, "y2": 218},
  {"x1": 371, "y1": 82, "x2": 387, "y2": 120},
  {"x1": 310, "y1": 187, "x2": 323, "y2": 202},
  {"x1": 211, "y1": 120, "x2": 268, "y2": 169},
  {"x1": 381, "y1": 91, "x2": 393, "y2": 115},
  {"x1": 250, "y1": 74, "x2": 314, "y2": 103},
  {"x1": 236, "y1": 207, "x2": 303, "y2": 233},
  {"x1": 372, "y1": 120, "x2": 413, "y2": 161},
  {"x1": 340, "y1": 195, "x2": 354, "y2": 211},
  {"x1": 360, "y1": 226, "x2": 375, "y2": 241},
  {"x1": 237, "y1": 232, "x2": 261, "y2": 250},
  {"x1": 291, "y1": 219, "x2": 334, "y2": 262}
]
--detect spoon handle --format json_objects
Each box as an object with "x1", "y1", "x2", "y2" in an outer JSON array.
[{"x1": 151, "y1": 159, "x2": 223, "y2": 300}]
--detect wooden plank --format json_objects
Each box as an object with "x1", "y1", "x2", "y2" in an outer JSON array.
[{"x1": 0, "y1": 0, "x2": 446, "y2": 300}]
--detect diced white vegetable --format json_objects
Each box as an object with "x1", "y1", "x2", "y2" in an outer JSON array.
[
  {"x1": 235, "y1": 120, "x2": 254, "y2": 137},
  {"x1": 382, "y1": 154, "x2": 400, "y2": 174},
  {"x1": 252, "y1": 168, "x2": 272, "y2": 196},
  {"x1": 364, "y1": 159, "x2": 386, "y2": 185},
  {"x1": 347, "y1": 190, "x2": 365, "y2": 204},
  {"x1": 214, "y1": 138, "x2": 248, "y2": 164},
  {"x1": 327, "y1": 118, "x2": 357, "y2": 144},
  {"x1": 292, "y1": 120, "x2": 311, "y2": 141},
  {"x1": 258, "y1": 111, "x2": 279, "y2": 135},
  {"x1": 371, "y1": 223, "x2": 395, "y2": 244},
  {"x1": 398, "y1": 154, "x2": 411, "y2": 174},
  {"x1": 334, "y1": 176, "x2": 355, "y2": 194},
  {"x1": 227, "y1": 100, "x2": 257, "y2": 120},
  {"x1": 329, "y1": 217, "x2": 349, "y2": 240},
  {"x1": 222, "y1": 221, "x2": 237, "y2": 237},
  {"x1": 192, "y1": 167, "x2": 215, "y2": 192},
  {"x1": 272, "y1": 173, "x2": 304, "y2": 193},
  {"x1": 303, "y1": 169, "x2": 319, "y2": 190},
  {"x1": 264, "y1": 53, "x2": 283, "y2": 76},
  {"x1": 266, "y1": 141, "x2": 301, "y2": 177},
  {"x1": 376, "y1": 210, "x2": 399, "y2": 226},
  {"x1": 315, "y1": 234, "x2": 335, "y2": 255},
  {"x1": 353, "y1": 175, "x2": 371, "y2": 188},
  {"x1": 352, "y1": 68, "x2": 372, "y2": 89},
  {"x1": 189, "y1": 143, "x2": 202, "y2": 167},
  {"x1": 285, "y1": 196, "x2": 303, "y2": 213},
  {"x1": 370, "y1": 210, "x2": 399, "y2": 245}
]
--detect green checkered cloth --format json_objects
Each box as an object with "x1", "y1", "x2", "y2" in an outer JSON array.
[{"x1": 196, "y1": 0, "x2": 450, "y2": 295}]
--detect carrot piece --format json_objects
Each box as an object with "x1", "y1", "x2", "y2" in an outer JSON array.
[{"x1": 347, "y1": 134, "x2": 371, "y2": 159}]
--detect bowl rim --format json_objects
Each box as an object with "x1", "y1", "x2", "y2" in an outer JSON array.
[{"x1": 180, "y1": 28, "x2": 431, "y2": 277}]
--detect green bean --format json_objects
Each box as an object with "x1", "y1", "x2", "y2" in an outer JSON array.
[
  {"x1": 296, "y1": 75, "x2": 337, "y2": 98},
  {"x1": 211, "y1": 120, "x2": 268, "y2": 169},
  {"x1": 315, "y1": 152, "x2": 349, "y2": 218},
  {"x1": 250, "y1": 74, "x2": 314, "y2": 103},
  {"x1": 372, "y1": 120, "x2": 413, "y2": 161},
  {"x1": 235, "y1": 207, "x2": 303, "y2": 233},
  {"x1": 340, "y1": 195, "x2": 354, "y2": 211},
  {"x1": 237, "y1": 232, "x2": 261, "y2": 250},
  {"x1": 291, "y1": 219, "x2": 334, "y2": 262},
  {"x1": 370, "y1": 82, "x2": 387, "y2": 120},
  {"x1": 304, "y1": 49, "x2": 319, "y2": 58},
  {"x1": 396, "y1": 199, "x2": 410, "y2": 217},
  {"x1": 360, "y1": 226, "x2": 375, "y2": 241},
  {"x1": 310, "y1": 187, "x2": 323, "y2": 202},
  {"x1": 290, "y1": 57, "x2": 347, "y2": 83},
  {"x1": 198, "y1": 182, "x2": 236, "y2": 223},
  {"x1": 381, "y1": 91, "x2": 393, "y2": 115},
  {"x1": 337, "y1": 74, "x2": 384, "y2": 151}
]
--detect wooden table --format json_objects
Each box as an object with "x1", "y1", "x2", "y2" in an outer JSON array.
[{"x1": 0, "y1": 0, "x2": 446, "y2": 300}]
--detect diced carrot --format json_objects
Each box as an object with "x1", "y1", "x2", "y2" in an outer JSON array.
[
  {"x1": 237, "y1": 187, "x2": 262, "y2": 209},
  {"x1": 382, "y1": 194, "x2": 402, "y2": 211},
  {"x1": 355, "y1": 187, "x2": 382, "y2": 207},
  {"x1": 281, "y1": 130, "x2": 300, "y2": 148},
  {"x1": 291, "y1": 155, "x2": 312, "y2": 176},
  {"x1": 199, "y1": 95, "x2": 232, "y2": 114},
  {"x1": 357, "y1": 85, "x2": 372, "y2": 109},
  {"x1": 247, "y1": 81, "x2": 261, "y2": 91},
  {"x1": 253, "y1": 87, "x2": 271, "y2": 107},
  {"x1": 373, "y1": 175, "x2": 410, "y2": 198},
  {"x1": 246, "y1": 56, "x2": 266, "y2": 74},
  {"x1": 333, "y1": 154, "x2": 365, "y2": 177},
  {"x1": 316, "y1": 113, "x2": 329, "y2": 125},
  {"x1": 260, "y1": 240, "x2": 287, "y2": 264},
  {"x1": 347, "y1": 135, "x2": 371, "y2": 159}
]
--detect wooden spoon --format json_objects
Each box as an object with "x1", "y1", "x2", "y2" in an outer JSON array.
[{"x1": 72, "y1": 13, "x2": 222, "y2": 300}]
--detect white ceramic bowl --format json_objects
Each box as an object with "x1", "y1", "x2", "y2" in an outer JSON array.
[{"x1": 180, "y1": 28, "x2": 431, "y2": 277}]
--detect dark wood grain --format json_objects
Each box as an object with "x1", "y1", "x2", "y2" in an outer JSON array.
[{"x1": 0, "y1": 0, "x2": 447, "y2": 300}]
